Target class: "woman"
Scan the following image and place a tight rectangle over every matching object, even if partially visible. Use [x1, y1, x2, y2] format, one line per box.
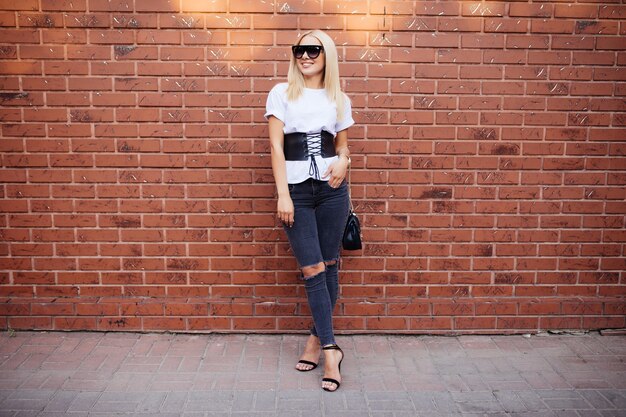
[265, 30, 354, 392]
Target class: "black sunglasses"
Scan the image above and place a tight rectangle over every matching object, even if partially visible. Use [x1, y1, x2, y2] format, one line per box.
[292, 45, 324, 59]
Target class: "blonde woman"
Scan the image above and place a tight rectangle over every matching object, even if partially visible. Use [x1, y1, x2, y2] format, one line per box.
[265, 30, 353, 392]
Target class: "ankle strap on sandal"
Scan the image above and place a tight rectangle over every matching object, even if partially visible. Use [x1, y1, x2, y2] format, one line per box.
[322, 344, 341, 350]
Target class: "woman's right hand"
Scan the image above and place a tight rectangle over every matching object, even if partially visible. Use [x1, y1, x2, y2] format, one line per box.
[277, 195, 294, 227]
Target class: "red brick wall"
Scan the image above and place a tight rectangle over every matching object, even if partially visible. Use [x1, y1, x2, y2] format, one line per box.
[1, 0, 625, 334]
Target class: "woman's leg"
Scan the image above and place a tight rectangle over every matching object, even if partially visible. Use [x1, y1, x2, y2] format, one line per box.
[296, 334, 320, 371]
[310, 260, 338, 337]
[302, 265, 335, 346]
[315, 180, 350, 391]
[283, 180, 338, 356]
[310, 180, 350, 338]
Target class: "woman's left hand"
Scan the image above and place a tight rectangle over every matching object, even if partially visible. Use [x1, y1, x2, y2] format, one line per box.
[323, 156, 349, 188]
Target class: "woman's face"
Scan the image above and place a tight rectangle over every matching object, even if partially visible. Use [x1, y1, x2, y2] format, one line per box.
[295, 35, 325, 80]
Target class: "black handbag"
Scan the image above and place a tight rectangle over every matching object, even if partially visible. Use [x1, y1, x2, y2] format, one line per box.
[342, 161, 362, 250]
[342, 209, 362, 250]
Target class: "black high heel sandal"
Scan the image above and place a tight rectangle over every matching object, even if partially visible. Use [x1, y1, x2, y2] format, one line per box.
[322, 344, 343, 392]
[295, 359, 318, 372]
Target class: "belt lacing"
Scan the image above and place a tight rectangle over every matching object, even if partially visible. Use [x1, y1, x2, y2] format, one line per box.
[306, 132, 322, 179]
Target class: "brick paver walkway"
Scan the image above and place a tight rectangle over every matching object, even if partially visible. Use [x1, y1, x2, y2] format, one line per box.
[0, 331, 624, 416]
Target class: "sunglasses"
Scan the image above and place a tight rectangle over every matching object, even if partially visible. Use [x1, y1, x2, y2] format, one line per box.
[292, 45, 324, 59]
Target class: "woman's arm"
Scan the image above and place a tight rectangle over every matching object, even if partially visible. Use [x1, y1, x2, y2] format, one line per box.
[268, 115, 294, 226]
[324, 128, 350, 188]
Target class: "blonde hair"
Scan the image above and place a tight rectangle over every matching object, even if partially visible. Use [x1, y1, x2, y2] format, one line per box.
[286, 30, 346, 121]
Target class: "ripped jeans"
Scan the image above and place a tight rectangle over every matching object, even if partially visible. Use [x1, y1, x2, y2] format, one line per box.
[283, 178, 350, 346]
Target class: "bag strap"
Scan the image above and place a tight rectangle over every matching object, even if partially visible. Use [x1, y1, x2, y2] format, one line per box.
[346, 158, 354, 212]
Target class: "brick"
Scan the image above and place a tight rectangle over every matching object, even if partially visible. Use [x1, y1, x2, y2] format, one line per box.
[509, 3, 553, 18]
[18, 12, 64, 27]
[42, 0, 86, 11]
[531, 19, 575, 34]
[554, 4, 599, 19]
[462, 2, 505, 17]
[111, 14, 157, 28]
[88, 0, 132, 12]
[180, 0, 226, 12]
[0, 28, 39, 43]
[455, 317, 496, 330]
[415, 33, 459, 48]
[485, 18, 528, 33]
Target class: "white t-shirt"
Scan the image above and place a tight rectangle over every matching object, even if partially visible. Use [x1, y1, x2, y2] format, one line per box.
[265, 83, 354, 184]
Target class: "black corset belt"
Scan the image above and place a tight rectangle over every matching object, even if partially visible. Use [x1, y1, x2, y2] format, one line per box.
[283, 130, 336, 161]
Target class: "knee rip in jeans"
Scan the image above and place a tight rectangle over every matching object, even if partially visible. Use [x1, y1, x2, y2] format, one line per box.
[301, 259, 338, 279]
[301, 262, 325, 279]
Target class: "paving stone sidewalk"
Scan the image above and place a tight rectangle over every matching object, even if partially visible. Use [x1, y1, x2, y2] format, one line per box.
[0, 331, 625, 416]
